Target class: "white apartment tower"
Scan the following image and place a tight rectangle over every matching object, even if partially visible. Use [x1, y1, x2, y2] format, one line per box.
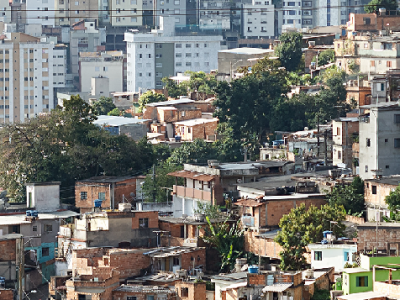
[25, 0, 55, 26]
[0, 33, 54, 123]
[242, 0, 275, 39]
[125, 16, 222, 93]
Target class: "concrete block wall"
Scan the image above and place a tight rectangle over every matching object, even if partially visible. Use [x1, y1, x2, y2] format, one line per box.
[374, 281, 400, 299]
[191, 120, 218, 141]
[357, 226, 400, 251]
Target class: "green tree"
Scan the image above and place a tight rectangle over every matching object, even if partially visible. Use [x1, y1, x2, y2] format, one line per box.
[385, 184, 400, 220]
[315, 49, 335, 66]
[364, 0, 397, 13]
[141, 162, 183, 202]
[186, 71, 218, 97]
[138, 91, 167, 113]
[0, 96, 156, 203]
[107, 108, 121, 116]
[275, 204, 346, 271]
[275, 32, 303, 72]
[167, 139, 218, 165]
[92, 96, 116, 115]
[326, 178, 365, 215]
[162, 77, 188, 99]
[214, 60, 289, 143]
[201, 217, 244, 272]
[194, 203, 223, 219]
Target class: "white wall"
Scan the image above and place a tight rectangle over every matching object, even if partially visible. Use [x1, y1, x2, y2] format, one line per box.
[80, 60, 123, 93]
[310, 245, 357, 272]
[25, 0, 55, 26]
[26, 184, 60, 212]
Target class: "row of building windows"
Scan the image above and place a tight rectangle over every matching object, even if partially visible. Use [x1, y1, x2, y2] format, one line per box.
[175, 52, 209, 58]
[175, 62, 209, 67]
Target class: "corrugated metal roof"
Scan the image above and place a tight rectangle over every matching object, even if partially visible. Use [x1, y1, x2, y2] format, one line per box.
[167, 170, 216, 182]
[262, 283, 292, 293]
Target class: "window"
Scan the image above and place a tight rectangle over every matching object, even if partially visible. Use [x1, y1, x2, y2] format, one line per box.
[176, 53, 182, 58]
[176, 62, 182, 67]
[370, 60, 375, 67]
[186, 44, 191, 48]
[10, 225, 20, 234]
[372, 185, 377, 194]
[395, 138, 400, 148]
[314, 251, 322, 261]
[131, 17, 137, 22]
[156, 44, 162, 49]
[98, 192, 105, 200]
[363, 17, 370, 25]
[186, 53, 191, 57]
[176, 44, 182, 48]
[127, 297, 137, 300]
[44, 224, 53, 232]
[338, 151, 341, 160]
[42, 247, 50, 257]
[33, 225, 37, 232]
[181, 288, 189, 297]
[287, 1, 295, 5]
[365, 165, 368, 173]
[366, 138, 371, 147]
[148, 54, 151, 58]
[187, 127, 191, 133]
[147, 296, 154, 300]
[139, 218, 149, 228]
[387, 61, 392, 68]
[80, 191, 87, 200]
[356, 276, 368, 287]
[384, 43, 392, 50]
[186, 62, 191, 66]
[395, 114, 400, 123]
[288, 10, 296, 15]
[344, 251, 350, 262]
[181, 111, 185, 117]
[385, 138, 389, 142]
[174, 0, 179, 4]
[386, 165, 390, 169]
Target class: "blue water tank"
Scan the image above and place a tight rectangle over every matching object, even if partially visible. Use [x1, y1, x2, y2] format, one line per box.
[94, 199, 103, 208]
[323, 231, 333, 238]
[0, 276, 5, 285]
[248, 266, 259, 274]
[26, 210, 32, 217]
[31, 210, 38, 217]
[175, 136, 181, 142]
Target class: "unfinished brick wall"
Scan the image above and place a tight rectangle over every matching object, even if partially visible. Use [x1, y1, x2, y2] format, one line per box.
[181, 248, 206, 271]
[131, 211, 159, 229]
[0, 289, 13, 300]
[244, 231, 283, 259]
[107, 250, 151, 278]
[0, 238, 16, 261]
[66, 273, 119, 300]
[49, 276, 70, 297]
[159, 221, 183, 237]
[357, 226, 400, 251]
[248, 273, 267, 285]
[191, 120, 218, 141]
[75, 177, 137, 211]
[161, 236, 184, 247]
[265, 198, 327, 227]
[176, 281, 207, 300]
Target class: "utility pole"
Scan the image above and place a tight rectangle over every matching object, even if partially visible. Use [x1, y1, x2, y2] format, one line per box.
[152, 164, 156, 202]
[17, 236, 24, 300]
[317, 114, 320, 157]
[324, 129, 328, 166]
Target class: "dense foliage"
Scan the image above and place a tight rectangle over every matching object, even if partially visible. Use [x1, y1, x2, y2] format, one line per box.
[138, 91, 167, 112]
[364, 0, 397, 13]
[92, 96, 116, 115]
[327, 177, 365, 215]
[385, 184, 400, 220]
[275, 32, 303, 72]
[0, 95, 156, 203]
[313, 49, 335, 66]
[201, 217, 244, 272]
[275, 204, 346, 271]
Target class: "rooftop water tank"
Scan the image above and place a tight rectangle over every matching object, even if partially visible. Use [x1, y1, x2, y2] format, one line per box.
[94, 199, 103, 208]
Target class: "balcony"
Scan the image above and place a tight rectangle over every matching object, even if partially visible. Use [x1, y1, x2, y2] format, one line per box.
[173, 185, 212, 201]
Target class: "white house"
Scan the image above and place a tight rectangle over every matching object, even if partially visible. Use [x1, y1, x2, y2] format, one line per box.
[308, 242, 358, 273]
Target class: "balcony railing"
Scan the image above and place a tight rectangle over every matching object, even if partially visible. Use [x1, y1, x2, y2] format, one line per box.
[173, 185, 212, 201]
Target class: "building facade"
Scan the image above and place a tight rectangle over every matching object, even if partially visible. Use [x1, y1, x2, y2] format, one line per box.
[125, 16, 222, 92]
[242, 0, 275, 39]
[0, 33, 55, 123]
[359, 103, 400, 180]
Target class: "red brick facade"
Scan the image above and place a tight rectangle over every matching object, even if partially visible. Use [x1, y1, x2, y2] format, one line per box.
[0, 238, 16, 261]
[244, 231, 283, 259]
[180, 248, 206, 271]
[0, 289, 14, 300]
[175, 281, 207, 300]
[75, 177, 137, 212]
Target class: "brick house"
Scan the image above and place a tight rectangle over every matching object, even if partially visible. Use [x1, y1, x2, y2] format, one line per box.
[57, 210, 159, 263]
[174, 118, 218, 141]
[235, 195, 326, 228]
[175, 281, 207, 300]
[244, 230, 283, 260]
[364, 176, 400, 221]
[144, 246, 206, 274]
[332, 117, 359, 168]
[168, 161, 294, 218]
[0, 234, 18, 283]
[357, 222, 400, 253]
[75, 176, 138, 213]
[0, 289, 14, 300]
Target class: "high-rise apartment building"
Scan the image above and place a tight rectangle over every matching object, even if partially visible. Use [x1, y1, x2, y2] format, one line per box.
[198, 0, 231, 30]
[242, 0, 275, 39]
[125, 16, 222, 93]
[0, 33, 55, 123]
[110, 0, 143, 26]
[25, 0, 55, 26]
[55, 0, 99, 26]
